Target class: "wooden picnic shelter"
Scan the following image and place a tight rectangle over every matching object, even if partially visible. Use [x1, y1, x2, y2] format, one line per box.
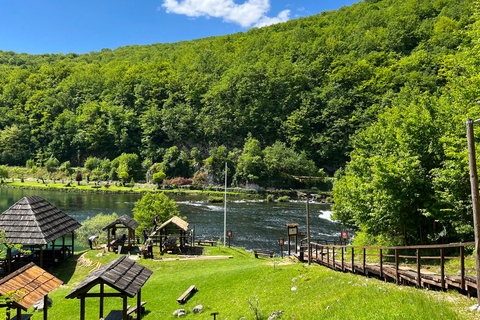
[154, 216, 191, 253]
[0, 195, 81, 273]
[65, 256, 153, 320]
[0, 262, 63, 320]
[103, 215, 140, 253]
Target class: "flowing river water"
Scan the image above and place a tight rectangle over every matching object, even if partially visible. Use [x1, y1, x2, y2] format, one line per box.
[0, 187, 347, 253]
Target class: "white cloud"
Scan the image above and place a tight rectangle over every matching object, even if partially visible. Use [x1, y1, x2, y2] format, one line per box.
[162, 0, 290, 28]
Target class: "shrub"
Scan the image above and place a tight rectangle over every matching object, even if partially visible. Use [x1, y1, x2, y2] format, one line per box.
[163, 177, 187, 186]
[77, 213, 119, 248]
[277, 196, 290, 202]
[266, 194, 274, 202]
[104, 184, 110, 189]
[192, 172, 208, 185]
[207, 196, 224, 203]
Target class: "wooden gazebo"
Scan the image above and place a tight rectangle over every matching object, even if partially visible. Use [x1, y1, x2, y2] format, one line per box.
[154, 216, 191, 253]
[65, 256, 153, 320]
[0, 195, 81, 272]
[0, 262, 63, 320]
[102, 215, 140, 253]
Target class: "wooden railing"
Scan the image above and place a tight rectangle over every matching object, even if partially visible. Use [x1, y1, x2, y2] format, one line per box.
[303, 241, 476, 291]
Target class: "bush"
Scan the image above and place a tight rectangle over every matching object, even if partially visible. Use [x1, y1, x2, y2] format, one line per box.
[266, 194, 274, 202]
[207, 196, 224, 203]
[192, 172, 208, 185]
[76, 213, 119, 248]
[277, 196, 290, 202]
[133, 192, 180, 233]
[163, 177, 187, 186]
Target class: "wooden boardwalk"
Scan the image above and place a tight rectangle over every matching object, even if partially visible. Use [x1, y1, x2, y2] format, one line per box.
[295, 241, 478, 296]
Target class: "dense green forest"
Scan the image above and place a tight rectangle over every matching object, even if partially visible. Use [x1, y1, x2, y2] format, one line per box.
[0, 0, 479, 242]
[0, 0, 472, 171]
[332, 1, 480, 246]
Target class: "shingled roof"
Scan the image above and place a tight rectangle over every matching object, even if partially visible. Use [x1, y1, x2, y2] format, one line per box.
[65, 256, 153, 299]
[0, 262, 63, 311]
[0, 195, 81, 245]
[102, 214, 140, 231]
[158, 216, 189, 232]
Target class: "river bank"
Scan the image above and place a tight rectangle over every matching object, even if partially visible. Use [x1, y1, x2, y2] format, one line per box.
[0, 179, 332, 202]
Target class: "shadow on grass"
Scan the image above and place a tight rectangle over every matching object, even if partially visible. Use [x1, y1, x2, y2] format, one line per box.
[50, 253, 83, 284]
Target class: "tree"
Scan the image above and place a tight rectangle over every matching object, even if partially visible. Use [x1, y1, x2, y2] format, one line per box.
[76, 213, 119, 248]
[236, 135, 265, 185]
[84, 157, 102, 171]
[0, 165, 9, 182]
[132, 192, 180, 234]
[152, 171, 166, 187]
[44, 157, 60, 175]
[75, 172, 83, 185]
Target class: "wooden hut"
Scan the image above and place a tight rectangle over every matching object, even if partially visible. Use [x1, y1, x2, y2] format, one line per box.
[0, 195, 81, 272]
[154, 216, 191, 253]
[65, 256, 153, 320]
[0, 262, 63, 320]
[102, 215, 140, 253]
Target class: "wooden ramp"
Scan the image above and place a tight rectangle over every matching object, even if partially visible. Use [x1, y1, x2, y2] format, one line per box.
[295, 241, 477, 296]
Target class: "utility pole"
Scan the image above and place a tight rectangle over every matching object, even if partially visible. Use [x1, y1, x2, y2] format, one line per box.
[466, 118, 480, 305]
[306, 195, 312, 266]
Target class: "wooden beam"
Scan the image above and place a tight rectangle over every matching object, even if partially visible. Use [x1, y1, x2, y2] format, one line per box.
[44, 295, 48, 320]
[123, 295, 128, 320]
[80, 293, 125, 298]
[80, 296, 85, 320]
[137, 290, 142, 320]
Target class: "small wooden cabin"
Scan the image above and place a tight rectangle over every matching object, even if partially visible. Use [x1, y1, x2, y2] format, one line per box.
[154, 216, 191, 253]
[0, 262, 63, 320]
[102, 215, 140, 253]
[66, 256, 153, 320]
[0, 195, 81, 272]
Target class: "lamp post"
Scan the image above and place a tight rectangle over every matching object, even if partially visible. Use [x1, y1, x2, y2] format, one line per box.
[466, 118, 480, 304]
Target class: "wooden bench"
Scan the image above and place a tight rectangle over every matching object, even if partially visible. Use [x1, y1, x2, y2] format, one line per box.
[253, 249, 274, 258]
[126, 301, 147, 316]
[177, 285, 197, 304]
[196, 240, 216, 246]
[11, 315, 33, 320]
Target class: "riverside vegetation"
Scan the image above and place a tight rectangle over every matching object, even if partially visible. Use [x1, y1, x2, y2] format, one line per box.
[0, 245, 477, 320]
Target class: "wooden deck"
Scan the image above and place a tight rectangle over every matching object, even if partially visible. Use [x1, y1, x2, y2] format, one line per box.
[295, 241, 478, 296]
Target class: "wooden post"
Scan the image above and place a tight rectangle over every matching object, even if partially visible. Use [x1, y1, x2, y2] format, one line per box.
[315, 244, 318, 261]
[326, 246, 329, 266]
[16, 308, 21, 320]
[52, 239, 56, 265]
[40, 245, 44, 268]
[7, 247, 11, 273]
[99, 283, 104, 319]
[306, 197, 311, 266]
[107, 227, 111, 252]
[80, 296, 85, 320]
[466, 118, 480, 303]
[123, 295, 128, 320]
[320, 245, 324, 263]
[395, 249, 399, 284]
[62, 235, 66, 260]
[341, 246, 344, 271]
[137, 289, 142, 320]
[72, 231, 75, 255]
[379, 249, 383, 279]
[363, 248, 366, 274]
[416, 249, 421, 287]
[352, 247, 355, 273]
[461, 246, 465, 291]
[44, 295, 48, 320]
[441, 248, 445, 289]
[332, 246, 336, 269]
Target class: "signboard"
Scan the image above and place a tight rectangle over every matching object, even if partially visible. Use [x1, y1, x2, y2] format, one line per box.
[227, 230, 232, 237]
[341, 230, 348, 239]
[279, 238, 284, 246]
[288, 227, 297, 236]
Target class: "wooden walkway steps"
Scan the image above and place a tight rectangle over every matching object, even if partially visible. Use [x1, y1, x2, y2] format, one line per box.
[295, 241, 478, 296]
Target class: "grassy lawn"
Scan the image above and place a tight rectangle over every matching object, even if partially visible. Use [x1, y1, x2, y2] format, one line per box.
[1, 245, 478, 320]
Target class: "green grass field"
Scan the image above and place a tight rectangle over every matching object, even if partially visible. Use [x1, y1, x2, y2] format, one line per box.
[2, 245, 478, 320]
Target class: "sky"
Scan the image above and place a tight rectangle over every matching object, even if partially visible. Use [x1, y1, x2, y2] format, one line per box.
[0, 0, 359, 55]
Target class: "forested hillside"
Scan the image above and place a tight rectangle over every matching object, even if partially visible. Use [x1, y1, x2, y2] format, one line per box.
[332, 1, 480, 246]
[0, 0, 472, 181]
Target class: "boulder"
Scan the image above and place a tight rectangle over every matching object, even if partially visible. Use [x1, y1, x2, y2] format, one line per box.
[173, 309, 185, 317]
[268, 310, 284, 320]
[193, 305, 204, 314]
[33, 296, 52, 312]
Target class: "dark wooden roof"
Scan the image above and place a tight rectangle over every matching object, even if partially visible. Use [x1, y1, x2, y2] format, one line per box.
[0, 195, 81, 245]
[102, 214, 140, 231]
[157, 216, 189, 232]
[65, 256, 153, 299]
[0, 262, 63, 310]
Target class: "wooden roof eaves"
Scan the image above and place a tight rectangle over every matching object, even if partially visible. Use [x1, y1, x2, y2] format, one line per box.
[102, 215, 140, 231]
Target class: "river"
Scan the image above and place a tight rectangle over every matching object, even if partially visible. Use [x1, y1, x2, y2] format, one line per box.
[0, 187, 347, 252]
